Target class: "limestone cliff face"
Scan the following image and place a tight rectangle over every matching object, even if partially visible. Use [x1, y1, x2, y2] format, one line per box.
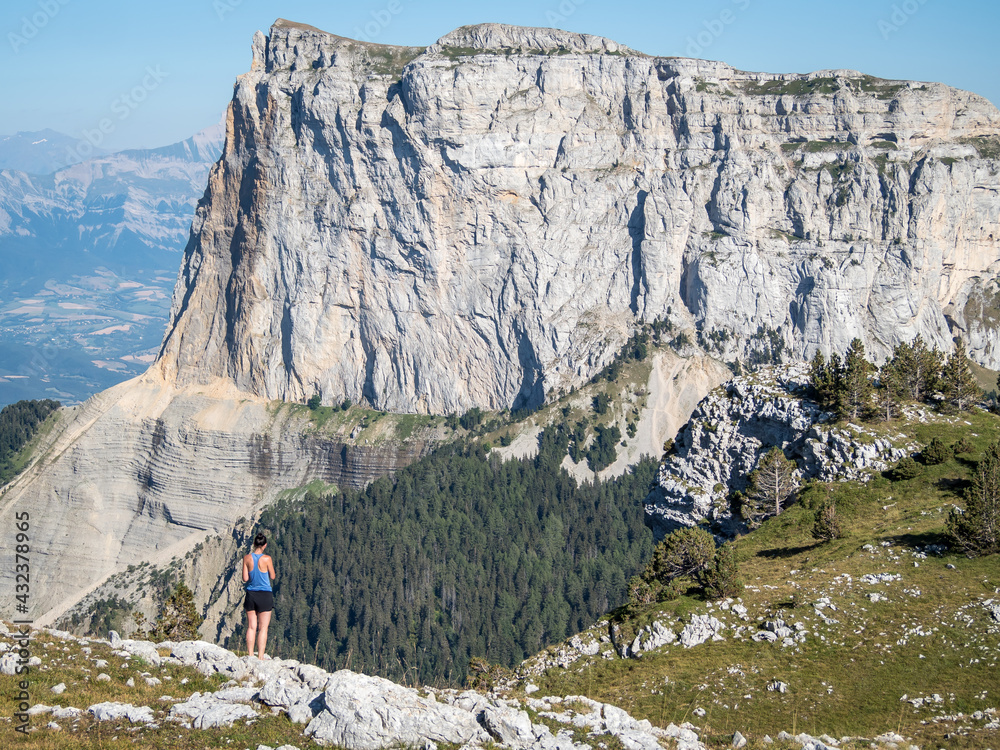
[154, 20, 1000, 415]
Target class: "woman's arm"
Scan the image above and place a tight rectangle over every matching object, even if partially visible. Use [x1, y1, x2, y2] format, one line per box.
[241, 555, 250, 583]
[266, 555, 276, 581]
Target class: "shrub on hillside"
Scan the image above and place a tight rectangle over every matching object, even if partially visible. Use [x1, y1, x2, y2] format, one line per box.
[627, 576, 657, 606]
[921, 437, 953, 465]
[890, 456, 921, 481]
[952, 437, 973, 455]
[465, 657, 511, 691]
[812, 501, 842, 541]
[643, 527, 716, 584]
[626, 576, 684, 607]
[148, 580, 203, 641]
[593, 392, 611, 415]
[703, 543, 743, 600]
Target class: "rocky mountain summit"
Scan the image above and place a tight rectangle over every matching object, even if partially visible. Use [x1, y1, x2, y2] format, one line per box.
[155, 19, 1000, 414]
[644, 365, 915, 536]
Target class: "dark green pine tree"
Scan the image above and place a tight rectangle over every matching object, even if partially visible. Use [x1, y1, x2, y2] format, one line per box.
[942, 338, 981, 412]
[837, 338, 873, 421]
[702, 543, 744, 600]
[808, 350, 837, 411]
[948, 441, 1000, 556]
[887, 336, 941, 404]
[873, 358, 905, 421]
[149, 580, 203, 641]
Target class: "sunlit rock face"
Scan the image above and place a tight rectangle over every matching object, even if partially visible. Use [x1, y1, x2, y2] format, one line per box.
[155, 20, 1000, 415]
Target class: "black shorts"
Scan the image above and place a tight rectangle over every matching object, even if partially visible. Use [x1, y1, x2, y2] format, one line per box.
[244, 590, 273, 613]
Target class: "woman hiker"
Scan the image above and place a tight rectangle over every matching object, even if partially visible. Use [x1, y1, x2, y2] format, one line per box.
[242, 533, 276, 659]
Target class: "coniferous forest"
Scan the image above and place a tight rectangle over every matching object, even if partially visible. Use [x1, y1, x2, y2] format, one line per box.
[0, 398, 59, 483]
[230, 426, 656, 686]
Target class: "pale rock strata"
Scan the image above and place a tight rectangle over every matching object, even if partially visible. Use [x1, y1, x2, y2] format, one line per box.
[88, 701, 156, 724]
[0, 378, 434, 619]
[169, 692, 259, 729]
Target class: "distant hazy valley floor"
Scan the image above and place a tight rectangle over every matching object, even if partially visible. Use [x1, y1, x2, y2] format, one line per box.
[0, 122, 224, 406]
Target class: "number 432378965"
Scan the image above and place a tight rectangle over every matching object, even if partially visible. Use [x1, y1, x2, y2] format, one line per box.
[15, 511, 29, 606]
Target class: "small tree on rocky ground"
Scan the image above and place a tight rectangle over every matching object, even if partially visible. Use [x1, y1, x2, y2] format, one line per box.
[942, 338, 981, 412]
[948, 441, 1000, 557]
[838, 338, 874, 421]
[702, 543, 743, 599]
[873, 359, 905, 422]
[744, 447, 799, 527]
[466, 657, 511, 691]
[129, 609, 148, 638]
[148, 580, 203, 641]
[808, 351, 839, 412]
[890, 456, 921, 481]
[643, 527, 716, 583]
[633, 527, 745, 604]
[627, 576, 658, 606]
[812, 500, 842, 541]
[887, 336, 942, 404]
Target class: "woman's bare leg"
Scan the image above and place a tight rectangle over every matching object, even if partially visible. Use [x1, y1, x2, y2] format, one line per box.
[256, 610, 272, 659]
[245, 610, 258, 656]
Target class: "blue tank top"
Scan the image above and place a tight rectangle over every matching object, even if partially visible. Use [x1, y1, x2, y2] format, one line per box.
[246, 553, 272, 591]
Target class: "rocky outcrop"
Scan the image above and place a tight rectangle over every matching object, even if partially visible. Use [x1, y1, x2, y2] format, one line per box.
[305, 672, 489, 748]
[644, 365, 913, 536]
[25, 626, 701, 750]
[155, 20, 1000, 415]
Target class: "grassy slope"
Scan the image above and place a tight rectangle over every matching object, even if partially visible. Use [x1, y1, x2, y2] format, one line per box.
[521, 408, 1000, 749]
[0, 630, 307, 749]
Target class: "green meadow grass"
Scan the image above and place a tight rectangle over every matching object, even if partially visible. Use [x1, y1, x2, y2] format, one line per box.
[525, 409, 1000, 748]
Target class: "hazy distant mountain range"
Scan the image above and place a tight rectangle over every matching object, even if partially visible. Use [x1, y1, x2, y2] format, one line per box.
[0, 129, 108, 174]
[0, 121, 224, 406]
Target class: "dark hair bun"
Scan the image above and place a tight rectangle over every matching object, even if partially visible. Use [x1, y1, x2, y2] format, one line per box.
[253, 533, 267, 548]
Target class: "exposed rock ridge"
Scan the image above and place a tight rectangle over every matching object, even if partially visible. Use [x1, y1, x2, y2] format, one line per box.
[643, 365, 914, 536]
[153, 20, 1000, 415]
[430, 23, 638, 55]
[20, 627, 708, 750]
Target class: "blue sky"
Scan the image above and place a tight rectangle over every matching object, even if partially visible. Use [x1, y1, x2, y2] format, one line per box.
[2, 0, 997, 152]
